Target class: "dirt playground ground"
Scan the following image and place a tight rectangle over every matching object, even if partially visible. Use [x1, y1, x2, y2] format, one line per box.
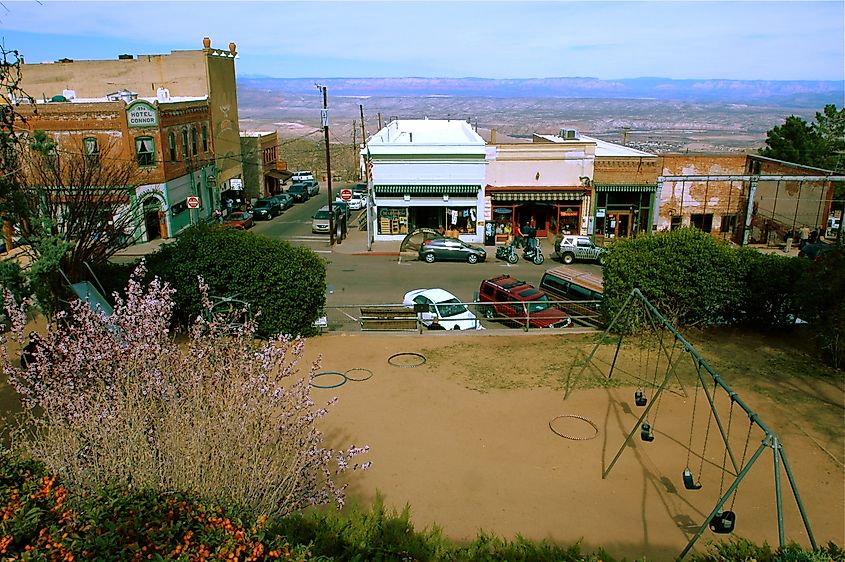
[300, 329, 844, 561]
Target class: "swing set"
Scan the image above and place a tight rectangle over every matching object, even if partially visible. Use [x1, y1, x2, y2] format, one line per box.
[575, 288, 817, 560]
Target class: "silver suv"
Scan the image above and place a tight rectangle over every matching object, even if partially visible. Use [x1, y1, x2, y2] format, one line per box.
[554, 235, 606, 265]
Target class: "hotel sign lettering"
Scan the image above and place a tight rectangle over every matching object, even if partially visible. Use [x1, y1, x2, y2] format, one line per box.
[127, 101, 158, 128]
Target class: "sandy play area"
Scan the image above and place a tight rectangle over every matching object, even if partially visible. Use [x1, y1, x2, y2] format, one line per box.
[300, 330, 844, 561]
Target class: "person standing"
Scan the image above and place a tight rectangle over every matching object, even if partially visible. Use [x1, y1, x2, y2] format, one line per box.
[513, 222, 525, 248]
[800, 225, 810, 248]
[524, 221, 536, 253]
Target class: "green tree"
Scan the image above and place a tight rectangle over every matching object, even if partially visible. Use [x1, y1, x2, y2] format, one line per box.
[146, 224, 326, 338]
[760, 104, 844, 172]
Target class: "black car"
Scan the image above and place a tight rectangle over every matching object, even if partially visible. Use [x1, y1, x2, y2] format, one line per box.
[271, 192, 294, 210]
[418, 237, 486, 264]
[251, 197, 282, 220]
[287, 183, 310, 203]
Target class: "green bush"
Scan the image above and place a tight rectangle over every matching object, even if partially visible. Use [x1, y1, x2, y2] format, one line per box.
[736, 248, 809, 328]
[146, 224, 326, 338]
[602, 228, 742, 331]
[794, 248, 845, 368]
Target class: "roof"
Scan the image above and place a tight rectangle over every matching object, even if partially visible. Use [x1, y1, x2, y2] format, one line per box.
[405, 288, 460, 303]
[34, 95, 208, 105]
[533, 133, 655, 158]
[367, 119, 486, 157]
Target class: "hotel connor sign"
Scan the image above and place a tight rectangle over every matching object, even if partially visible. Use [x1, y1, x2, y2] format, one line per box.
[126, 101, 158, 128]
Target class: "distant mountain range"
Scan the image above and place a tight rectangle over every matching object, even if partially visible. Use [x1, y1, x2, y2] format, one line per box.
[239, 76, 844, 106]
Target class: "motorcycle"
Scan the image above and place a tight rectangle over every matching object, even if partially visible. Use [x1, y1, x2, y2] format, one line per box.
[495, 244, 519, 264]
[523, 239, 545, 265]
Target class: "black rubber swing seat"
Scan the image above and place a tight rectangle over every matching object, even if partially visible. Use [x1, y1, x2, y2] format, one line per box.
[640, 423, 655, 442]
[709, 511, 736, 534]
[634, 390, 647, 407]
[683, 468, 702, 490]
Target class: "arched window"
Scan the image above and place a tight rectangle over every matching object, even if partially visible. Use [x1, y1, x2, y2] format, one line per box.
[181, 129, 189, 158]
[83, 137, 99, 166]
[135, 137, 155, 166]
[169, 132, 177, 161]
[191, 127, 198, 156]
[202, 125, 209, 152]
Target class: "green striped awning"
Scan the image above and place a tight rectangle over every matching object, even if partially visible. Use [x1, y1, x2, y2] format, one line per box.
[490, 191, 584, 202]
[593, 184, 657, 192]
[374, 184, 480, 195]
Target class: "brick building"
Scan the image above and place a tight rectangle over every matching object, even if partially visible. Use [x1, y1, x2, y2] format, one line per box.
[17, 90, 216, 241]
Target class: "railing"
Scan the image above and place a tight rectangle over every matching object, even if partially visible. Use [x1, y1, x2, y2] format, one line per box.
[316, 299, 604, 333]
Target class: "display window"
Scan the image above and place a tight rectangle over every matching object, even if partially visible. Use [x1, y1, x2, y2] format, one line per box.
[378, 207, 409, 235]
[445, 206, 476, 234]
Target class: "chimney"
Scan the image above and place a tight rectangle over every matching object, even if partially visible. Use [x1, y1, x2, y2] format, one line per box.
[491, 128, 497, 144]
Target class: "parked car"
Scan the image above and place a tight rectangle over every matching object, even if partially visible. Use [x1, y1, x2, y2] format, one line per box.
[403, 288, 484, 331]
[350, 182, 367, 195]
[554, 235, 607, 265]
[400, 228, 446, 253]
[223, 211, 254, 230]
[251, 197, 282, 220]
[478, 275, 572, 329]
[798, 242, 837, 261]
[419, 237, 486, 264]
[311, 205, 342, 234]
[271, 192, 294, 210]
[291, 170, 315, 183]
[287, 183, 310, 202]
[347, 192, 368, 210]
[302, 179, 320, 196]
[539, 267, 604, 326]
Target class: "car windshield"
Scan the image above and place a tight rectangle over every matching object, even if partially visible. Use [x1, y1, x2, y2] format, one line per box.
[435, 298, 468, 318]
[526, 294, 551, 313]
[254, 200, 270, 208]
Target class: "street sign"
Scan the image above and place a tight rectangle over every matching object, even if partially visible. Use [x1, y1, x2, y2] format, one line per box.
[186, 196, 200, 209]
[340, 188, 353, 202]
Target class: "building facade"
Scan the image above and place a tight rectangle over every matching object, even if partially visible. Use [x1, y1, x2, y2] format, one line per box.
[19, 38, 244, 207]
[366, 119, 487, 243]
[240, 131, 290, 203]
[17, 91, 216, 242]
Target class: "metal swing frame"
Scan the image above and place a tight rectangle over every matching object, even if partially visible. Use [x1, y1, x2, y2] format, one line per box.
[574, 288, 817, 560]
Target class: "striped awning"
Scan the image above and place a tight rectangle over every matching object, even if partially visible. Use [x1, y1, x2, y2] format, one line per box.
[490, 191, 584, 202]
[374, 184, 480, 195]
[593, 184, 657, 192]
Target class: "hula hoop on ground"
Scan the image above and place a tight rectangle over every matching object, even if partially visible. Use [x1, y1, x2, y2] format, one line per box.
[549, 414, 599, 441]
[311, 371, 348, 389]
[387, 352, 427, 368]
[345, 368, 374, 382]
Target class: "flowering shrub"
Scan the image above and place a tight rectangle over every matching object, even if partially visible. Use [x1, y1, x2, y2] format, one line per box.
[1, 261, 368, 518]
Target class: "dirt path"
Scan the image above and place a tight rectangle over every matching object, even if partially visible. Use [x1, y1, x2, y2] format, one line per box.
[302, 331, 844, 561]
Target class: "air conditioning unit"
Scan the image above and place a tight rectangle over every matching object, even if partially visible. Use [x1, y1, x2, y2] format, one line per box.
[565, 128, 578, 139]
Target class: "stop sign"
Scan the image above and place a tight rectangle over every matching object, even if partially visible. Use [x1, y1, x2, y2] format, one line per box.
[186, 195, 200, 209]
[340, 188, 353, 202]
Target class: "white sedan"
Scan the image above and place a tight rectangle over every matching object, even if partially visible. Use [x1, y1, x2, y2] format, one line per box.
[403, 288, 484, 331]
[347, 192, 368, 210]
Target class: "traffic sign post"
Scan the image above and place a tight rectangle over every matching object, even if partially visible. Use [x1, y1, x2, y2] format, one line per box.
[340, 188, 353, 202]
[187, 196, 200, 209]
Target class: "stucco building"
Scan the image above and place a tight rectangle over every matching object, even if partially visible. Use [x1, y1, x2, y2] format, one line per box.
[19, 38, 244, 207]
[366, 119, 487, 243]
[240, 131, 290, 202]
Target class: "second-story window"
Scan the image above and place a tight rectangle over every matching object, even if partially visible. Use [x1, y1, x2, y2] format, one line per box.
[182, 129, 189, 158]
[135, 136, 155, 167]
[191, 127, 198, 156]
[169, 132, 177, 161]
[83, 137, 99, 167]
[202, 125, 208, 152]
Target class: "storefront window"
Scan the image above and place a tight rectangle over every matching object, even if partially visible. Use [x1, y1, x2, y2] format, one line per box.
[445, 207, 476, 234]
[378, 207, 409, 235]
[558, 207, 579, 235]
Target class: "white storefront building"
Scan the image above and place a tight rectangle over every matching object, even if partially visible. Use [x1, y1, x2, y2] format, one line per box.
[365, 119, 486, 243]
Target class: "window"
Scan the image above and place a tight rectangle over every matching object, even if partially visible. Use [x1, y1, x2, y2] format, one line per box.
[135, 137, 155, 166]
[720, 214, 737, 234]
[670, 216, 683, 231]
[83, 137, 99, 166]
[181, 129, 189, 158]
[690, 213, 713, 233]
[191, 127, 198, 156]
[201, 125, 208, 152]
[169, 132, 177, 161]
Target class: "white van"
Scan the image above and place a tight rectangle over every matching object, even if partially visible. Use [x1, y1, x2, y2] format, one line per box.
[292, 170, 315, 183]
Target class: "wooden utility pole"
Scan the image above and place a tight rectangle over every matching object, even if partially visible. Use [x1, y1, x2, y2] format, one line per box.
[319, 85, 336, 245]
[352, 120, 358, 180]
[359, 104, 368, 181]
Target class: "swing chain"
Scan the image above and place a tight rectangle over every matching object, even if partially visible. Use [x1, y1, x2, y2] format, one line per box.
[729, 417, 754, 511]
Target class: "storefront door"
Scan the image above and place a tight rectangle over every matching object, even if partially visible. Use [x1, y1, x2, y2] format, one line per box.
[614, 212, 632, 238]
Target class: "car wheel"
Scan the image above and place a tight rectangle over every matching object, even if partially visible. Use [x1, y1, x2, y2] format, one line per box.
[597, 254, 605, 266]
[482, 306, 495, 320]
[423, 253, 436, 263]
[562, 252, 575, 265]
[467, 254, 479, 264]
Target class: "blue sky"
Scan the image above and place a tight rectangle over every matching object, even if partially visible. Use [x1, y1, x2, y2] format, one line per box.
[1, 0, 843, 81]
